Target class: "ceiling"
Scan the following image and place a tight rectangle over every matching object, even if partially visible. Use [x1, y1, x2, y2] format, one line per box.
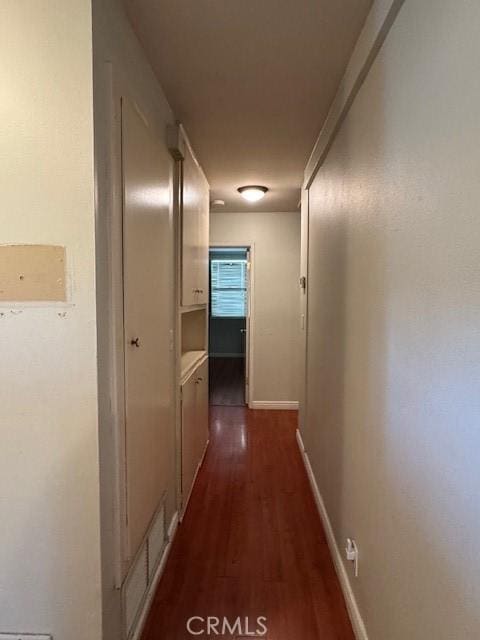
[125, 0, 372, 212]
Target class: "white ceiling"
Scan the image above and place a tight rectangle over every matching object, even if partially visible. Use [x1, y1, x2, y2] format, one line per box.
[125, 0, 372, 212]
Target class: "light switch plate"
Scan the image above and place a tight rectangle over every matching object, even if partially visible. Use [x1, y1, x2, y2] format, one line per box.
[0, 635, 52, 640]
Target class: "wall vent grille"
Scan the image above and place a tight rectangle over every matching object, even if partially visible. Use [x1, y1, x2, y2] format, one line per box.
[123, 499, 167, 639]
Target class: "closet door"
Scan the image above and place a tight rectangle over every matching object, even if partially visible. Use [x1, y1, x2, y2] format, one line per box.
[122, 97, 174, 559]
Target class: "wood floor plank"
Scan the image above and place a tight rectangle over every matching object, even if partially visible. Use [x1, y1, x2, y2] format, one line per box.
[141, 407, 354, 640]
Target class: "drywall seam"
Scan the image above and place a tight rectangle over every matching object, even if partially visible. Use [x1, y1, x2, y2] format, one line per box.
[296, 430, 368, 640]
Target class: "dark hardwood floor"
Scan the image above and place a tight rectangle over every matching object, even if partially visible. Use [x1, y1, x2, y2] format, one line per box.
[209, 357, 245, 406]
[141, 407, 354, 640]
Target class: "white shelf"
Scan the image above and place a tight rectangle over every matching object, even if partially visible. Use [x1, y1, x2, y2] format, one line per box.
[180, 304, 207, 314]
[181, 350, 207, 381]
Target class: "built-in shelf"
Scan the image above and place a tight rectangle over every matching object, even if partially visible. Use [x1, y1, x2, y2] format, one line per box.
[180, 304, 208, 314]
[181, 350, 207, 381]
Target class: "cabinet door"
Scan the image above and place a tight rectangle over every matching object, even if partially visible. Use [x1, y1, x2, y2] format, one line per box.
[181, 144, 209, 306]
[181, 149, 198, 306]
[196, 177, 209, 305]
[195, 359, 209, 461]
[181, 373, 197, 506]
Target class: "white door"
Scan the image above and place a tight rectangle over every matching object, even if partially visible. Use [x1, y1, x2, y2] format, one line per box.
[122, 97, 174, 559]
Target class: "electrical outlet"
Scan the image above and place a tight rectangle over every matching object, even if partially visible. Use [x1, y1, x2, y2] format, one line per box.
[345, 538, 359, 577]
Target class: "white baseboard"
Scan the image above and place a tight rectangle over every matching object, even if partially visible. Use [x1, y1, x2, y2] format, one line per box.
[249, 400, 299, 410]
[130, 510, 179, 640]
[296, 430, 368, 640]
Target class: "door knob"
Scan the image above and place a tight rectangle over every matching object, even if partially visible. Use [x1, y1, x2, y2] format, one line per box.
[130, 337, 140, 347]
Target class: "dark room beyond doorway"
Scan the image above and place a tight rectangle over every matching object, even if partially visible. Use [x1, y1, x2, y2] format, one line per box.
[209, 247, 249, 406]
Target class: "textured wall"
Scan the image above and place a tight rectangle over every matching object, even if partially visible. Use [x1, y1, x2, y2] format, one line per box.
[305, 1, 480, 638]
[0, 2, 102, 638]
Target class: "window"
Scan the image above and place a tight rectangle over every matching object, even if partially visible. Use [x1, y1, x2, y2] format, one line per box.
[210, 259, 247, 317]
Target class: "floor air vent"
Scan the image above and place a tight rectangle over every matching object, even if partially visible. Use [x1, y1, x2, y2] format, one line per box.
[123, 500, 167, 639]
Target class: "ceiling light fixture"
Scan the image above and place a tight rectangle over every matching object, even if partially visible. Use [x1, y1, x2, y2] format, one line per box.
[238, 185, 268, 203]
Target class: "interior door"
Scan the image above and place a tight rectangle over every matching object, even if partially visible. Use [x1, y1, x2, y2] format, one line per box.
[122, 97, 174, 559]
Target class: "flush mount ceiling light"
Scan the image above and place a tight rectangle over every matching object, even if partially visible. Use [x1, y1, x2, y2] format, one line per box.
[237, 185, 268, 203]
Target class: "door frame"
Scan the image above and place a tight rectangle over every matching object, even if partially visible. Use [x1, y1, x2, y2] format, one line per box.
[208, 242, 255, 407]
[299, 187, 310, 440]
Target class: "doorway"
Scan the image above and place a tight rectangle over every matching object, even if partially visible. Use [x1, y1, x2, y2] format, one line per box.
[209, 246, 250, 406]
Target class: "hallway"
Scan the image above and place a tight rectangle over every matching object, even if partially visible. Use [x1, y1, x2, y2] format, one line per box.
[141, 408, 353, 640]
[4, 3, 480, 639]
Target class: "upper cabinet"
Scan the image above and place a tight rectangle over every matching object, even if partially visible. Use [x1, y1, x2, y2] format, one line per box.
[182, 144, 209, 306]
[168, 124, 210, 308]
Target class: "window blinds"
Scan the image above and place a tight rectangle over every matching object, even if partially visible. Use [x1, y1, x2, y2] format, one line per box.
[211, 259, 247, 317]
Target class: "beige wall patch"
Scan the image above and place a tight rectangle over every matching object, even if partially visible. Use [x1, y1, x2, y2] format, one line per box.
[0, 245, 67, 302]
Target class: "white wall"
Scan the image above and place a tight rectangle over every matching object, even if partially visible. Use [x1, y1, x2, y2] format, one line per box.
[305, 1, 480, 639]
[210, 212, 301, 405]
[0, 2, 102, 639]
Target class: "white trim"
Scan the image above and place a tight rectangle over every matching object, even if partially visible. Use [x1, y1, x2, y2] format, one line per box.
[130, 511, 179, 640]
[303, 0, 405, 188]
[296, 430, 368, 640]
[249, 401, 299, 410]
[180, 351, 208, 386]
